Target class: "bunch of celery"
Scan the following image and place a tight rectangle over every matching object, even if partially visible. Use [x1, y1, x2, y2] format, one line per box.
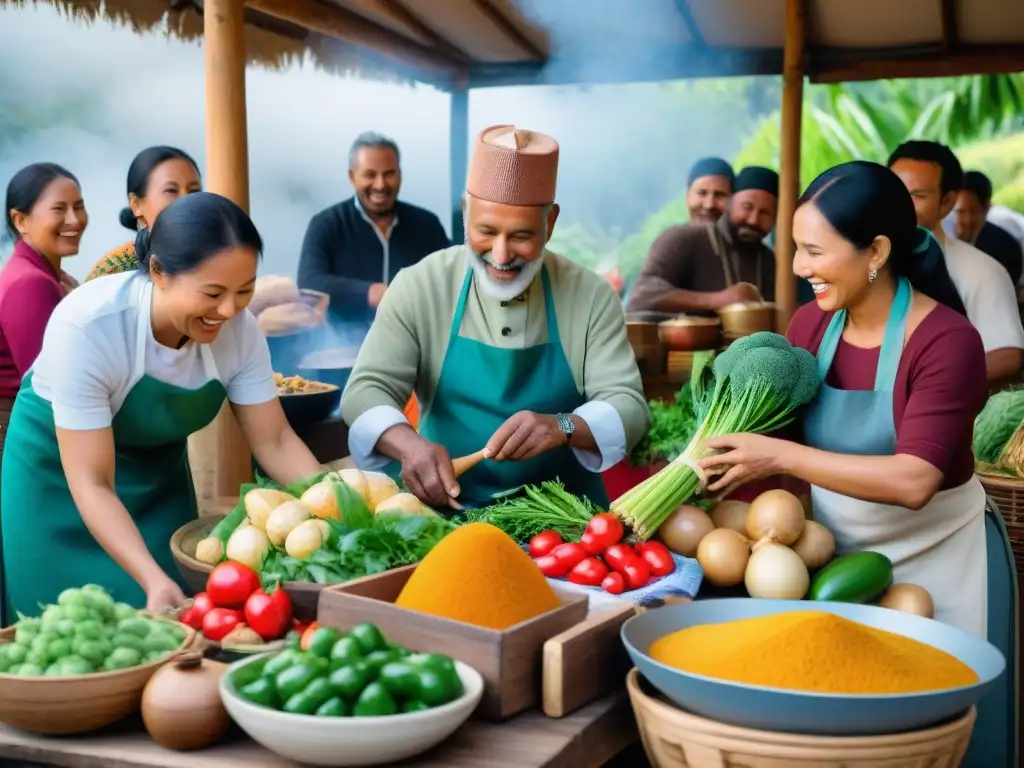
[611, 332, 820, 539]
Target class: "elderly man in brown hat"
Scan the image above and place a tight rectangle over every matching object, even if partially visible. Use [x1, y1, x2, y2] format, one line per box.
[341, 125, 649, 509]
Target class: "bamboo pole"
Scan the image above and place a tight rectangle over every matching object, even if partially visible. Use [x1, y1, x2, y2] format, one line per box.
[774, 0, 807, 332]
[188, 0, 253, 504]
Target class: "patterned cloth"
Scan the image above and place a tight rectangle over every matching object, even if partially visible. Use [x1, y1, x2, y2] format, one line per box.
[86, 241, 139, 282]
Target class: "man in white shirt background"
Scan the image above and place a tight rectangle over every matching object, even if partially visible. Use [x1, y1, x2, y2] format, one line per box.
[889, 140, 1024, 384]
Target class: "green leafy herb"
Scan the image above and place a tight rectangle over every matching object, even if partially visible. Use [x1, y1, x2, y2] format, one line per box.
[457, 481, 599, 543]
[630, 382, 699, 465]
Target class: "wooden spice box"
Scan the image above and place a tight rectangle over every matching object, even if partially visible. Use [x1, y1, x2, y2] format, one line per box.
[317, 564, 589, 720]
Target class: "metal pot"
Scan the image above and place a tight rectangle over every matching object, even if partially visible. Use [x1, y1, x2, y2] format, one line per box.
[658, 317, 721, 351]
[717, 302, 777, 337]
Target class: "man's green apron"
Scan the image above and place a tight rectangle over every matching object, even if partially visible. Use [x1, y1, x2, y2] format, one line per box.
[1, 279, 226, 623]
[416, 267, 609, 510]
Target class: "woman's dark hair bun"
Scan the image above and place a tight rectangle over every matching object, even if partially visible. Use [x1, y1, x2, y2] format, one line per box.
[134, 226, 152, 263]
[119, 206, 138, 231]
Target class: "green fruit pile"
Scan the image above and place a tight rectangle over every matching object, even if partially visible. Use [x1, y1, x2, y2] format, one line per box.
[0, 584, 188, 676]
[231, 623, 464, 717]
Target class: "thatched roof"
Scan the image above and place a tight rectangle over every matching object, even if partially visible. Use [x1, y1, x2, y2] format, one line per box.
[3, 0, 1023, 90]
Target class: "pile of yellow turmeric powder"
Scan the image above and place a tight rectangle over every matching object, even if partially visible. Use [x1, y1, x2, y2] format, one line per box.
[649, 610, 979, 694]
[395, 522, 563, 630]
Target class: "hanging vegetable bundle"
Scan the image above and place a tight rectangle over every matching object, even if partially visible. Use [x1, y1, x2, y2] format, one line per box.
[973, 388, 1024, 477]
[611, 332, 820, 540]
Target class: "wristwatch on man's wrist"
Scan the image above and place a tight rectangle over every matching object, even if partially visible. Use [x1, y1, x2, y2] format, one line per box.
[555, 413, 575, 443]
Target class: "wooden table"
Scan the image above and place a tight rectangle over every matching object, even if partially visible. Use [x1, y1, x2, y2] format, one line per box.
[0, 693, 636, 768]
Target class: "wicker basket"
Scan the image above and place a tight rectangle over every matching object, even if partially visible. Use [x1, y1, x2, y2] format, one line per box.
[626, 668, 975, 767]
[977, 467, 1024, 577]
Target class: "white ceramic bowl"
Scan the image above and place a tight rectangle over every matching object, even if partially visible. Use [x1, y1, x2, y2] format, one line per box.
[220, 653, 484, 766]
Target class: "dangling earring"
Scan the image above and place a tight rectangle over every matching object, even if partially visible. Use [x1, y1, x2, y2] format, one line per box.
[868, 268, 878, 283]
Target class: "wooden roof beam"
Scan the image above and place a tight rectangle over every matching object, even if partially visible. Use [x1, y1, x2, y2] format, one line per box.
[940, 0, 959, 55]
[812, 45, 1024, 82]
[672, 0, 706, 46]
[245, 0, 466, 74]
[374, 0, 472, 62]
[468, 0, 546, 61]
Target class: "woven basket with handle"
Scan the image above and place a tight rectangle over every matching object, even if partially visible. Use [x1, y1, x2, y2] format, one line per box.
[977, 464, 1024, 577]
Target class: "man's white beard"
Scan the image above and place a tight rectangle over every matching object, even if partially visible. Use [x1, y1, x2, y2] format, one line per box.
[467, 246, 545, 302]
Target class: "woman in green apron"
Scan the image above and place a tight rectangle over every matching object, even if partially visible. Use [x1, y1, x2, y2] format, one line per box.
[1, 191, 323, 622]
[699, 162, 1017, 765]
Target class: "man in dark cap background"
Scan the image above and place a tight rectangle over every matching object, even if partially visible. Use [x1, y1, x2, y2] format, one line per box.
[627, 165, 778, 314]
[685, 157, 735, 225]
[951, 170, 1023, 286]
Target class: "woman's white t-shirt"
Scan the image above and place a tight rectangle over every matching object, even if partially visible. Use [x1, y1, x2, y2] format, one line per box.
[31, 271, 278, 431]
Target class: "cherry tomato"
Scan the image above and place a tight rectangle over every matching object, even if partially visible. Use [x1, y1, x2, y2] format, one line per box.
[622, 558, 652, 590]
[602, 543, 639, 574]
[300, 621, 320, 650]
[567, 557, 609, 587]
[636, 541, 675, 577]
[535, 554, 570, 578]
[178, 591, 215, 630]
[582, 513, 624, 554]
[202, 607, 245, 641]
[551, 543, 589, 571]
[528, 530, 564, 558]
[244, 587, 294, 640]
[206, 561, 261, 608]
[601, 572, 625, 595]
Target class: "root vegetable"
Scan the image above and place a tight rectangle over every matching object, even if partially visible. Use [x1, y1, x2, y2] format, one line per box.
[300, 481, 340, 520]
[658, 505, 715, 557]
[285, 518, 330, 558]
[746, 489, 805, 546]
[329, 469, 371, 506]
[194, 538, 225, 565]
[225, 526, 272, 572]
[696, 528, 750, 588]
[878, 583, 934, 618]
[244, 489, 295, 530]
[791, 520, 835, 570]
[710, 500, 750, 534]
[745, 538, 809, 599]
[363, 471, 401, 510]
[374, 492, 435, 516]
[265, 500, 312, 547]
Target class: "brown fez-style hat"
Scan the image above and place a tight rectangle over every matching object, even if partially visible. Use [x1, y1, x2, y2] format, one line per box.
[466, 125, 559, 207]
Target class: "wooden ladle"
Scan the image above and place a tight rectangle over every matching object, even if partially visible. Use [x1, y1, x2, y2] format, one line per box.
[452, 449, 488, 478]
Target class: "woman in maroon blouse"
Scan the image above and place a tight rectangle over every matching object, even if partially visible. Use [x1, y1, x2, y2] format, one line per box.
[699, 161, 1015, 765]
[0, 162, 87, 421]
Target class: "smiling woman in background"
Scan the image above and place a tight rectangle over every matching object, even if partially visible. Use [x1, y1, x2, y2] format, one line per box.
[1, 192, 323, 623]
[86, 145, 201, 281]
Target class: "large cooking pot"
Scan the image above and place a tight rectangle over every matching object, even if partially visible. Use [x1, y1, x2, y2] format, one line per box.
[717, 301, 777, 339]
[625, 311, 676, 375]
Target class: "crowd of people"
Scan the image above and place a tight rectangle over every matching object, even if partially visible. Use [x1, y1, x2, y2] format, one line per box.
[0, 126, 1019, 764]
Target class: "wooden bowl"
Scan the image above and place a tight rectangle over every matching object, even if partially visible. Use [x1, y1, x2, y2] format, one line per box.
[626, 668, 975, 767]
[169, 517, 323, 620]
[717, 302, 777, 336]
[658, 317, 720, 351]
[0, 623, 197, 735]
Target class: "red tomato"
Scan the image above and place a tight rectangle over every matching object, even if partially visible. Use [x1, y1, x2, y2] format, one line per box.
[528, 530, 564, 558]
[582, 513, 624, 554]
[178, 591, 215, 630]
[202, 607, 245, 641]
[637, 541, 675, 577]
[206, 562, 261, 608]
[244, 587, 294, 640]
[601, 572, 625, 595]
[602, 543, 638, 574]
[300, 622, 320, 651]
[567, 557, 609, 587]
[551, 543, 588, 571]
[622, 559, 652, 590]
[535, 554, 570, 578]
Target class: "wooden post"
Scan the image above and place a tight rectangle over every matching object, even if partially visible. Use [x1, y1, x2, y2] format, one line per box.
[449, 82, 470, 243]
[774, 0, 807, 332]
[188, 0, 253, 505]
